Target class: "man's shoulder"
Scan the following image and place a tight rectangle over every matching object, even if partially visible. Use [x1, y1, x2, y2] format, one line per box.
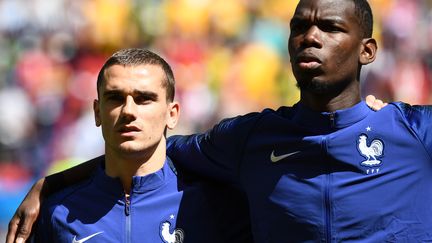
[42, 177, 94, 211]
[372, 102, 432, 145]
[386, 102, 432, 122]
[216, 106, 293, 129]
[42, 156, 104, 210]
[390, 101, 432, 114]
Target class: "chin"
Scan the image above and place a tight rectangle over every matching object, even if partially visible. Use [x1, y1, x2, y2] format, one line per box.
[297, 78, 348, 95]
[119, 140, 160, 156]
[117, 149, 149, 161]
[117, 142, 145, 154]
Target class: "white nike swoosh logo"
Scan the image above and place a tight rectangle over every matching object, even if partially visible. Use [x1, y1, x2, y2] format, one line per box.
[72, 231, 103, 243]
[270, 150, 301, 163]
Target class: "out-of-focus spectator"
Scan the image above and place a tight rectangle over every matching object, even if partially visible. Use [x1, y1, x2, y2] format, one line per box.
[0, 88, 34, 149]
[1, 0, 431, 239]
[362, 0, 432, 104]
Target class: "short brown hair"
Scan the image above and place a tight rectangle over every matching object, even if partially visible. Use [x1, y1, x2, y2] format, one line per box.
[96, 48, 175, 101]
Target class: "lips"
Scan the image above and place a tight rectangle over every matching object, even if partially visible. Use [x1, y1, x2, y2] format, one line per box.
[118, 125, 141, 133]
[297, 55, 321, 63]
[295, 53, 322, 70]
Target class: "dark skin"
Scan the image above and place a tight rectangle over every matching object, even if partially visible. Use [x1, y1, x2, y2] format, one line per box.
[289, 0, 377, 111]
[6, 1, 383, 242]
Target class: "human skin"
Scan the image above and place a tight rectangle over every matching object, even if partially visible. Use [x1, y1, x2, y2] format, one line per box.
[288, 0, 377, 112]
[6, 1, 386, 241]
[94, 64, 179, 192]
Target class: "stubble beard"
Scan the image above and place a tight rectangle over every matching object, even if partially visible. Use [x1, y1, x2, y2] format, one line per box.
[296, 77, 351, 96]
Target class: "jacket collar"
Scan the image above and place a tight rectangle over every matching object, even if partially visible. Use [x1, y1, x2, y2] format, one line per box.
[289, 101, 372, 132]
[93, 156, 176, 195]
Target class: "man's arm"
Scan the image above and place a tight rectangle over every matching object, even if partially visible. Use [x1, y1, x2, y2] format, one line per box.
[167, 111, 263, 183]
[6, 156, 101, 243]
[168, 95, 386, 180]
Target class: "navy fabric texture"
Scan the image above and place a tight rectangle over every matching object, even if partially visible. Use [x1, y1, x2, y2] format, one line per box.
[168, 101, 432, 242]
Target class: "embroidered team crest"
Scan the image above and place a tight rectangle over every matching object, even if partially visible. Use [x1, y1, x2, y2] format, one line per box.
[357, 133, 384, 167]
[160, 214, 184, 243]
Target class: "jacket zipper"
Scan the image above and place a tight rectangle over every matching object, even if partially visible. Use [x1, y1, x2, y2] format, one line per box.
[324, 171, 332, 242]
[125, 193, 131, 243]
[322, 136, 332, 242]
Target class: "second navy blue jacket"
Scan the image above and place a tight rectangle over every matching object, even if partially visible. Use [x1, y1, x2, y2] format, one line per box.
[168, 101, 432, 242]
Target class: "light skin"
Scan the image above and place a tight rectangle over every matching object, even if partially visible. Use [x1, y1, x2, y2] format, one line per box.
[94, 64, 179, 192]
[6, 1, 387, 242]
[6, 63, 180, 243]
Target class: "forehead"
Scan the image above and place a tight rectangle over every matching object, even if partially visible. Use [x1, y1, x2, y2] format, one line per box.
[293, 0, 357, 22]
[101, 64, 165, 91]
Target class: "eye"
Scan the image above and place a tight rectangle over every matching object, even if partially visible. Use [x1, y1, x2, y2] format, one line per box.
[321, 25, 340, 33]
[135, 96, 151, 105]
[319, 21, 344, 33]
[106, 94, 124, 102]
[290, 20, 309, 34]
[134, 94, 157, 105]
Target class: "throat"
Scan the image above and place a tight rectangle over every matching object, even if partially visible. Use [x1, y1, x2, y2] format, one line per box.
[299, 80, 361, 112]
[300, 92, 361, 112]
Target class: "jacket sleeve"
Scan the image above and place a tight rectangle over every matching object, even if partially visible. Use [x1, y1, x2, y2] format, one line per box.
[167, 112, 262, 184]
[398, 103, 432, 159]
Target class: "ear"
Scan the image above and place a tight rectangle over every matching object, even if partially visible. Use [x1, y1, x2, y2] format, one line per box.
[166, 101, 180, 130]
[93, 99, 101, 127]
[359, 38, 377, 65]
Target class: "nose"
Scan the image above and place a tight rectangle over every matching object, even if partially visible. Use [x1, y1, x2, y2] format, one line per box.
[302, 25, 322, 48]
[121, 95, 137, 120]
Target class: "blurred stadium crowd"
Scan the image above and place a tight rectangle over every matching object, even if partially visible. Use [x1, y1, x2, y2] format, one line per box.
[0, 0, 431, 238]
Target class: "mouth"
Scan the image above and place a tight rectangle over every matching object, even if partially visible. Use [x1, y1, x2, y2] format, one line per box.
[118, 125, 141, 135]
[295, 54, 322, 70]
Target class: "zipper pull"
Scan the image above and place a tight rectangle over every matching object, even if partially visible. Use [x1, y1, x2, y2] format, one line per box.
[125, 194, 130, 216]
[329, 112, 335, 128]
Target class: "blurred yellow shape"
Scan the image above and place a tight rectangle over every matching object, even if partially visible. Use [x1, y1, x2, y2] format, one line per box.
[210, 1, 248, 38]
[238, 43, 281, 109]
[165, 0, 210, 37]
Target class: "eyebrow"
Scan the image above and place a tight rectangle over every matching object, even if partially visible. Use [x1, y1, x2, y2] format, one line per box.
[291, 15, 345, 24]
[320, 16, 345, 25]
[102, 89, 159, 100]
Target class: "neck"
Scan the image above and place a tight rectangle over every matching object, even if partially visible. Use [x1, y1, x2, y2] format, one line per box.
[299, 81, 361, 112]
[104, 139, 167, 193]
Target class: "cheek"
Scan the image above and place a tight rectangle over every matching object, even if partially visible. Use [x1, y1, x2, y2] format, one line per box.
[329, 44, 358, 70]
[105, 109, 120, 124]
[288, 37, 299, 58]
[143, 108, 168, 130]
[98, 109, 121, 132]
